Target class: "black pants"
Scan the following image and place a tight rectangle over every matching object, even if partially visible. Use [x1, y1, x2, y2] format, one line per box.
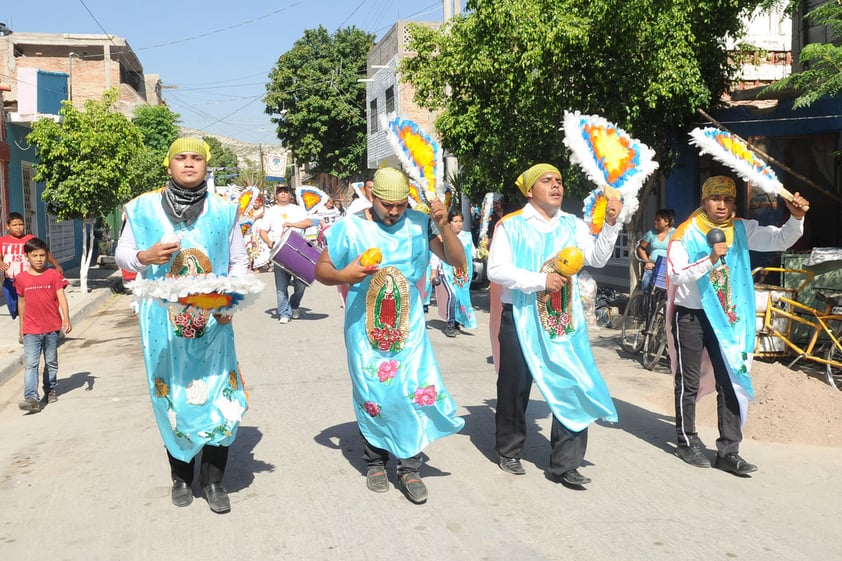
[671, 306, 742, 455]
[362, 434, 422, 475]
[168, 445, 228, 486]
[495, 304, 588, 476]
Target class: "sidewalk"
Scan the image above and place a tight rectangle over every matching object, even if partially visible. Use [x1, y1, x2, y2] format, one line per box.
[0, 263, 123, 387]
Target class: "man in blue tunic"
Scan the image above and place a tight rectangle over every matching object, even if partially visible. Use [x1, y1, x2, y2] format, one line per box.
[116, 138, 249, 514]
[487, 164, 621, 487]
[315, 166, 466, 504]
[667, 176, 808, 475]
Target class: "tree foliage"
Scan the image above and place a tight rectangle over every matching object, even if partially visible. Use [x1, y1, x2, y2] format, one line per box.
[27, 89, 144, 220]
[264, 25, 374, 180]
[401, 0, 761, 202]
[204, 136, 241, 185]
[764, 1, 842, 108]
[132, 104, 180, 194]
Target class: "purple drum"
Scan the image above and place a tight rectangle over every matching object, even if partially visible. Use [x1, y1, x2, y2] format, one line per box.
[270, 230, 323, 286]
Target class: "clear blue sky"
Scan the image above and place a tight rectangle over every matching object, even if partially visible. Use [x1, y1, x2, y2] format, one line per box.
[2, 0, 446, 145]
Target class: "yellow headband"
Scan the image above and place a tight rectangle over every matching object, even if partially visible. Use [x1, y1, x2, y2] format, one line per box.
[515, 163, 562, 197]
[701, 176, 736, 199]
[372, 166, 410, 201]
[163, 138, 212, 167]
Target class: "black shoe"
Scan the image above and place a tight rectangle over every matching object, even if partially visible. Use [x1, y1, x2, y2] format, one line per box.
[498, 456, 526, 475]
[675, 444, 711, 468]
[714, 453, 757, 476]
[366, 466, 389, 493]
[399, 471, 428, 504]
[559, 469, 591, 486]
[171, 480, 193, 507]
[47, 390, 57, 404]
[203, 482, 231, 513]
[444, 325, 458, 338]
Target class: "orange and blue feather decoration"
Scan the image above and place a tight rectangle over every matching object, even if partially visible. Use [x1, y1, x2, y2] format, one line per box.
[295, 185, 329, 213]
[563, 110, 659, 234]
[387, 117, 445, 203]
[688, 127, 797, 204]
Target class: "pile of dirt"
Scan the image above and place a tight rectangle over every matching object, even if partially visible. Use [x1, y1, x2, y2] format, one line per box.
[746, 360, 842, 447]
[691, 359, 842, 447]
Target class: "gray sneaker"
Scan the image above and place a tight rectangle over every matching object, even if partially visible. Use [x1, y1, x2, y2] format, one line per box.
[366, 466, 389, 493]
[291, 308, 300, 319]
[47, 390, 58, 403]
[18, 397, 41, 413]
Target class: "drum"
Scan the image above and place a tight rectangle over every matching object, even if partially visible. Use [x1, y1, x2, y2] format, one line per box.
[270, 229, 322, 286]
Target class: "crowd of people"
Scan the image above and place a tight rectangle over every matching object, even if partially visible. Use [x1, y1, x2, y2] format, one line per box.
[6, 138, 811, 513]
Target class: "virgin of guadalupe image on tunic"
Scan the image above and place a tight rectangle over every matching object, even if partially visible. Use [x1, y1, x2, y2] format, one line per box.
[366, 267, 410, 353]
[536, 259, 575, 338]
[168, 248, 214, 339]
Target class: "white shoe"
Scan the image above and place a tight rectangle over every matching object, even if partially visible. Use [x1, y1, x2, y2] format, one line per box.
[279, 316, 290, 324]
[291, 309, 300, 319]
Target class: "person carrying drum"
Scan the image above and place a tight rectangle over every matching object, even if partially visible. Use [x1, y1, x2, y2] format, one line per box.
[314, 166, 466, 504]
[259, 185, 316, 324]
[667, 176, 809, 476]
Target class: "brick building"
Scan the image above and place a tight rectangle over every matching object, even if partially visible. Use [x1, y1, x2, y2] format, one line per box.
[0, 29, 161, 266]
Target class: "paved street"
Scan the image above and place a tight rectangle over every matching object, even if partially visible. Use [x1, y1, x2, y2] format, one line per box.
[1, 274, 841, 561]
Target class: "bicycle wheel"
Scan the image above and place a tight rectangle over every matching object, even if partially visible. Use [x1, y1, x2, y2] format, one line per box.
[642, 301, 667, 370]
[825, 328, 842, 390]
[621, 289, 647, 353]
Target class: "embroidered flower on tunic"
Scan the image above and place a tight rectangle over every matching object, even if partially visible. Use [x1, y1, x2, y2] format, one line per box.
[227, 370, 239, 390]
[377, 360, 399, 382]
[411, 384, 438, 406]
[167, 409, 178, 430]
[185, 379, 209, 405]
[363, 401, 382, 417]
[155, 378, 170, 398]
[215, 396, 245, 422]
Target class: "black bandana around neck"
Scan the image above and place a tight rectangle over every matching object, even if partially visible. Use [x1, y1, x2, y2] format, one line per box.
[161, 179, 208, 225]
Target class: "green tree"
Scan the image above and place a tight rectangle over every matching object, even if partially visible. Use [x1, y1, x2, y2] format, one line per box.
[132, 104, 181, 194]
[764, 2, 842, 108]
[402, 0, 760, 203]
[27, 89, 144, 292]
[204, 136, 241, 185]
[264, 25, 374, 180]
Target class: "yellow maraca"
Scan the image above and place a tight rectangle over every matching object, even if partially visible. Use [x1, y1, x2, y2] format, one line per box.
[359, 247, 383, 267]
[555, 246, 584, 277]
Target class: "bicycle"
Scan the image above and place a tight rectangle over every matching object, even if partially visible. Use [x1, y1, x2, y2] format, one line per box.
[754, 267, 842, 389]
[621, 256, 668, 370]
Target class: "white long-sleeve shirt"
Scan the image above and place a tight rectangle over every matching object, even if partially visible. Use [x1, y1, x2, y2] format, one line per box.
[115, 200, 248, 277]
[669, 215, 804, 309]
[487, 202, 620, 304]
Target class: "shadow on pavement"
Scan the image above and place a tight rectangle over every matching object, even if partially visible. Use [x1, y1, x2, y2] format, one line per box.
[227, 425, 275, 493]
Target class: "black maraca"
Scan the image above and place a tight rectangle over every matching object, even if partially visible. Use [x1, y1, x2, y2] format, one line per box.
[706, 228, 727, 265]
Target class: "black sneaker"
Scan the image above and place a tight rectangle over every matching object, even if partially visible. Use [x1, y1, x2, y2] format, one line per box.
[498, 456, 526, 475]
[675, 444, 711, 468]
[47, 390, 57, 403]
[714, 453, 757, 476]
[18, 397, 40, 413]
[444, 325, 458, 338]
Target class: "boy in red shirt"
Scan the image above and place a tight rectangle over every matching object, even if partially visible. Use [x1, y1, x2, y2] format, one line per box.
[1, 212, 64, 321]
[15, 237, 71, 413]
